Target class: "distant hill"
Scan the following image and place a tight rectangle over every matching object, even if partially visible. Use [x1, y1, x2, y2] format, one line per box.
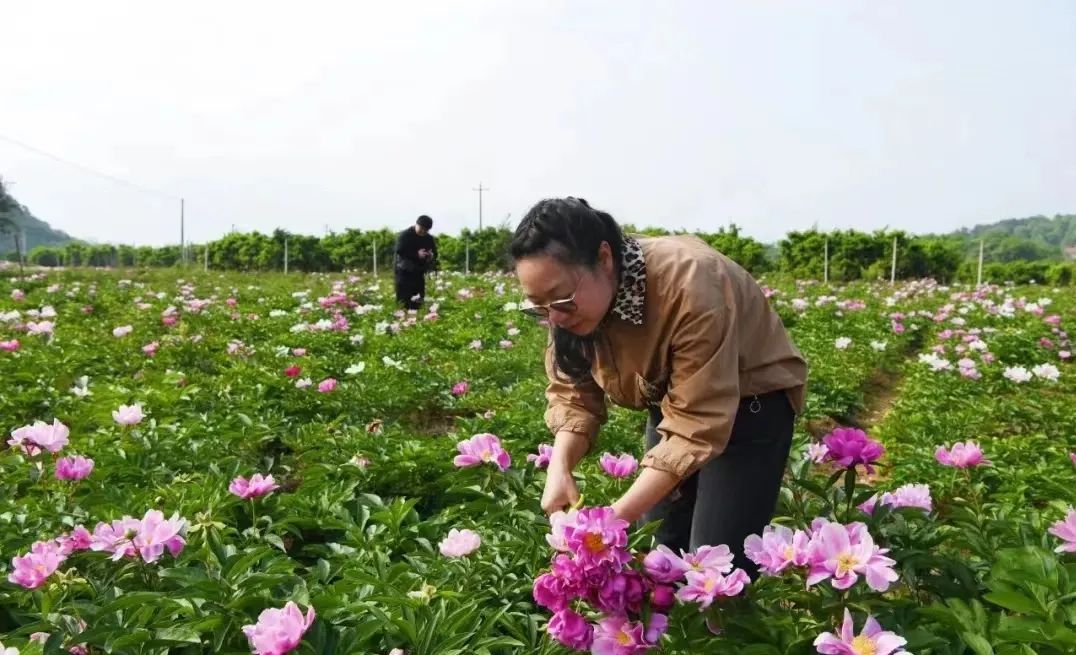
[943, 213, 1076, 261]
[0, 177, 77, 254]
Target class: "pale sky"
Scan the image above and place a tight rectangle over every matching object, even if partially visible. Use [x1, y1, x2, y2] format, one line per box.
[2, 1, 1074, 246]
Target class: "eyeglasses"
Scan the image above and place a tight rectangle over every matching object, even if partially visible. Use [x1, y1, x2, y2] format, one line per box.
[519, 278, 581, 318]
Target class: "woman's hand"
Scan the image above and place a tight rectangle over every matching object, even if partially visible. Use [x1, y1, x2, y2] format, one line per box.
[541, 464, 581, 515]
[611, 467, 681, 523]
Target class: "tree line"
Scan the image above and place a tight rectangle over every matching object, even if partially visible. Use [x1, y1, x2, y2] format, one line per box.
[16, 224, 1076, 286]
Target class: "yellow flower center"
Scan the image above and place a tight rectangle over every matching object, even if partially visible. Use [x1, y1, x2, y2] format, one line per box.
[836, 553, 859, 576]
[480, 449, 492, 461]
[616, 630, 633, 646]
[784, 545, 795, 560]
[703, 577, 716, 593]
[851, 635, 877, 655]
[583, 532, 607, 554]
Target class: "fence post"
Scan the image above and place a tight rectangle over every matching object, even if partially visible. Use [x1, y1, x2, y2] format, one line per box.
[890, 236, 898, 285]
[977, 239, 984, 287]
[373, 237, 378, 276]
[465, 240, 470, 275]
[284, 238, 289, 274]
[823, 238, 829, 284]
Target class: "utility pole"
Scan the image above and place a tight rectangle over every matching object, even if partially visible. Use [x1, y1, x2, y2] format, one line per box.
[204, 243, 209, 272]
[472, 183, 488, 230]
[180, 198, 186, 266]
[372, 237, 378, 276]
[284, 238, 289, 274]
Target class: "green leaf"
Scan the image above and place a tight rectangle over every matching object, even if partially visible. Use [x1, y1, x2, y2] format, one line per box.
[984, 590, 1039, 615]
[961, 632, 995, 655]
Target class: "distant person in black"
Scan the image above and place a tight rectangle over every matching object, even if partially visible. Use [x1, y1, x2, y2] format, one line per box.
[394, 215, 438, 309]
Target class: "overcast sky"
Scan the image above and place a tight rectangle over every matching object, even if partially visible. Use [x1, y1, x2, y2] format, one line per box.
[2, 1, 1074, 246]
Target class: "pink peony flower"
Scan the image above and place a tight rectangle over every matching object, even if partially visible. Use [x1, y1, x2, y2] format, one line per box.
[230, 473, 280, 499]
[642, 544, 689, 583]
[546, 608, 593, 651]
[599, 452, 638, 478]
[806, 520, 898, 592]
[814, 608, 909, 655]
[112, 404, 144, 426]
[807, 443, 830, 463]
[451, 380, 470, 397]
[242, 601, 316, 655]
[8, 540, 66, 589]
[9, 418, 70, 455]
[545, 509, 579, 552]
[675, 568, 751, 608]
[112, 325, 133, 338]
[681, 544, 735, 575]
[317, 378, 337, 393]
[133, 510, 187, 563]
[591, 615, 653, 654]
[142, 341, 159, 357]
[161, 315, 178, 326]
[881, 484, 932, 512]
[55, 455, 94, 481]
[744, 524, 811, 575]
[1049, 509, 1076, 553]
[527, 443, 553, 469]
[1070, 452, 1076, 467]
[26, 320, 55, 336]
[11, 289, 25, 301]
[56, 526, 94, 556]
[292, 348, 307, 357]
[90, 516, 142, 560]
[0, 339, 19, 352]
[822, 427, 885, 473]
[439, 528, 481, 557]
[935, 441, 991, 468]
[453, 433, 511, 471]
[499, 339, 514, 349]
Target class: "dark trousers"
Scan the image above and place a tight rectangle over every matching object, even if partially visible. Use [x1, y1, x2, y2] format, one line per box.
[639, 389, 795, 578]
[394, 269, 426, 310]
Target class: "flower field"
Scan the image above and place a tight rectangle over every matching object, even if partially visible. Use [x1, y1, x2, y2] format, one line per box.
[1, 268, 1074, 654]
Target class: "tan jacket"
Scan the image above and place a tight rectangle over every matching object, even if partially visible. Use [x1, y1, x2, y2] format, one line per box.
[543, 234, 807, 481]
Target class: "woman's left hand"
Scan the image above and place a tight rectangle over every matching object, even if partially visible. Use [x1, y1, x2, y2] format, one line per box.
[611, 467, 680, 523]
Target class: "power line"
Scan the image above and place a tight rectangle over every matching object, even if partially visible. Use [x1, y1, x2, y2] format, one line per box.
[0, 134, 177, 201]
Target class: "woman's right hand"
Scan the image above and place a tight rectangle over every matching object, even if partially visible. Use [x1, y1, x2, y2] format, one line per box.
[541, 466, 581, 515]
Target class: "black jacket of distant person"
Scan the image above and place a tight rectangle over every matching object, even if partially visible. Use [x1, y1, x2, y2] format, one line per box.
[394, 227, 438, 275]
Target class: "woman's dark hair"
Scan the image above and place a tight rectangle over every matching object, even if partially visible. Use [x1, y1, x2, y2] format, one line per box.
[509, 197, 625, 381]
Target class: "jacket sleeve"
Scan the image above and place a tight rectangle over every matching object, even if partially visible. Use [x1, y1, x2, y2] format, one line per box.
[543, 336, 607, 447]
[639, 270, 740, 481]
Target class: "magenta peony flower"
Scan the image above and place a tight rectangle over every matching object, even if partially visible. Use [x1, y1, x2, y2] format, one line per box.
[1049, 509, 1076, 553]
[527, 443, 553, 469]
[230, 473, 280, 499]
[814, 608, 909, 655]
[453, 433, 511, 471]
[317, 378, 337, 393]
[55, 455, 94, 481]
[0, 339, 19, 352]
[822, 428, 885, 472]
[599, 452, 638, 478]
[451, 380, 470, 397]
[439, 528, 481, 557]
[546, 608, 593, 651]
[642, 544, 688, 583]
[242, 601, 316, 655]
[8, 540, 66, 589]
[935, 441, 991, 468]
[562, 507, 630, 567]
[284, 365, 301, 378]
[593, 569, 649, 615]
